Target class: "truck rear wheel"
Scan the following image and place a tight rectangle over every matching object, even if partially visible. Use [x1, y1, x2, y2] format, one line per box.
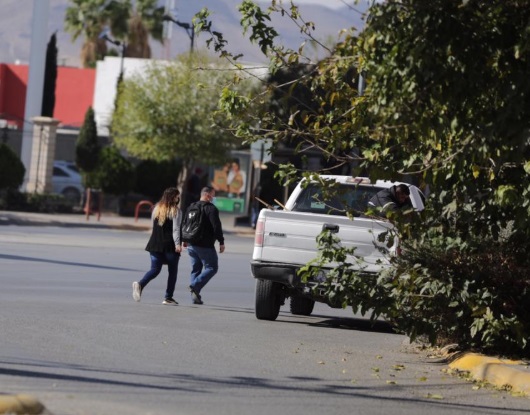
[255, 279, 282, 321]
[290, 296, 315, 316]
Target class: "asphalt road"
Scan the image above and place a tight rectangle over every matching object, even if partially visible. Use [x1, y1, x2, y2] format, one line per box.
[1, 225, 529, 415]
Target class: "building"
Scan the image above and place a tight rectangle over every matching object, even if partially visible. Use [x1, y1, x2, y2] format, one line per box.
[0, 63, 95, 159]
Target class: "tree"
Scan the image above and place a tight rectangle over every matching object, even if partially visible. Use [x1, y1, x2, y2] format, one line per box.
[41, 32, 58, 117]
[196, 1, 530, 356]
[93, 146, 135, 195]
[134, 159, 181, 200]
[123, 0, 164, 59]
[65, 0, 116, 68]
[76, 107, 101, 188]
[111, 53, 256, 204]
[65, 0, 165, 67]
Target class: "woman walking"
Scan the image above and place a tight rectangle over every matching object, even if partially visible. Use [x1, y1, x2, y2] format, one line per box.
[132, 187, 183, 305]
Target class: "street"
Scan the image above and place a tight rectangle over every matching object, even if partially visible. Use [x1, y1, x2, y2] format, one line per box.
[0, 225, 529, 415]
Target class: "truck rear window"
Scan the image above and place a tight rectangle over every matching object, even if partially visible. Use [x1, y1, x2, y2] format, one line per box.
[291, 184, 383, 216]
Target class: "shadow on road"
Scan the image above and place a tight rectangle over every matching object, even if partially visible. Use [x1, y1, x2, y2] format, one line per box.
[0, 357, 526, 414]
[0, 253, 141, 272]
[206, 304, 396, 335]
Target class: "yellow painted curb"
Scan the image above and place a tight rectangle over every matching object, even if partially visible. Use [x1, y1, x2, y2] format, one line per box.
[450, 353, 530, 395]
[0, 394, 47, 414]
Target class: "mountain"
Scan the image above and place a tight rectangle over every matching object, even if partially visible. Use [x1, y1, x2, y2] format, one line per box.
[0, 0, 367, 67]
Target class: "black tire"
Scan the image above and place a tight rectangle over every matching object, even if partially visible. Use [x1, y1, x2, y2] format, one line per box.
[255, 279, 282, 321]
[290, 296, 315, 316]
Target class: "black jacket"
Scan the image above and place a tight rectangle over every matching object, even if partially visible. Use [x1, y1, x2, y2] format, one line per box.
[145, 209, 182, 253]
[189, 201, 224, 248]
[368, 186, 412, 213]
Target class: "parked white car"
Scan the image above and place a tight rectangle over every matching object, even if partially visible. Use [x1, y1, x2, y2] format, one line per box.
[52, 161, 84, 205]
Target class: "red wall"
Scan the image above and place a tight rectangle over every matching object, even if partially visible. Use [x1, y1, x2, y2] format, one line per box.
[55, 66, 96, 128]
[0, 64, 27, 128]
[0, 63, 95, 129]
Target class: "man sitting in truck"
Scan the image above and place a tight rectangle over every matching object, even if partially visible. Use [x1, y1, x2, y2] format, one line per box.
[367, 184, 412, 216]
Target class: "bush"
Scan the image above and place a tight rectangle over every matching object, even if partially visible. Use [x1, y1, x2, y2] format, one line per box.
[387, 236, 530, 357]
[93, 146, 135, 196]
[302, 230, 530, 358]
[0, 143, 25, 190]
[134, 159, 181, 199]
[0, 189, 73, 213]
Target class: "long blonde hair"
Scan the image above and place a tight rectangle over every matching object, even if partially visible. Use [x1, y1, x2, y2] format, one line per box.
[153, 187, 180, 226]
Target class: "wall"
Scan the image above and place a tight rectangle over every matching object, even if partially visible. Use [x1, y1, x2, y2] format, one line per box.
[0, 63, 95, 129]
[55, 66, 96, 128]
[0, 64, 27, 128]
[93, 56, 163, 136]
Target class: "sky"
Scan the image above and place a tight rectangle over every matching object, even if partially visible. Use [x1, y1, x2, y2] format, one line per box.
[260, 0, 372, 11]
[0, 0, 370, 67]
[290, 0, 348, 8]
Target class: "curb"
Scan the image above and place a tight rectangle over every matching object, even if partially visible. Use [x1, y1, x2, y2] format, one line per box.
[449, 353, 530, 395]
[0, 394, 49, 414]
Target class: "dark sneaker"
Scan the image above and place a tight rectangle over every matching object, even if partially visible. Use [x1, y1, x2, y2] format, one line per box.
[189, 286, 203, 305]
[132, 282, 142, 302]
[162, 297, 178, 305]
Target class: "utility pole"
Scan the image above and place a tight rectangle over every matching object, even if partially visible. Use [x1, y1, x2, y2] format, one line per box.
[163, 14, 195, 55]
[21, 0, 49, 190]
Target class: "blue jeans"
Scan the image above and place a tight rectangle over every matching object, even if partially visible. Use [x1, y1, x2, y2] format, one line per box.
[139, 251, 180, 299]
[188, 245, 218, 293]
[251, 207, 261, 228]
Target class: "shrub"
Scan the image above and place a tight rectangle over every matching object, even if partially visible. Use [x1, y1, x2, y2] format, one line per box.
[0, 189, 73, 213]
[0, 143, 25, 190]
[93, 146, 135, 196]
[302, 230, 530, 358]
[134, 159, 181, 199]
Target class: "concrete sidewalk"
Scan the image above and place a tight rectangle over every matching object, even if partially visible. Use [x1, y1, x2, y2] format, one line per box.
[0, 209, 255, 236]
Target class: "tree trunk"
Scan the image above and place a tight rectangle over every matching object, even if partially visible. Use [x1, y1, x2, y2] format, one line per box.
[177, 161, 193, 213]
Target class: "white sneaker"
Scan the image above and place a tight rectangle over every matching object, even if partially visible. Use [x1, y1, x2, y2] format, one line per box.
[132, 282, 142, 302]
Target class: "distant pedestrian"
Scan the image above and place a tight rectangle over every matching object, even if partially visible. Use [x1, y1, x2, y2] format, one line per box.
[182, 167, 203, 212]
[132, 187, 183, 305]
[183, 186, 225, 304]
[251, 182, 263, 229]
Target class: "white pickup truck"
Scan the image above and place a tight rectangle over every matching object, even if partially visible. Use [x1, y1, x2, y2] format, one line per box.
[251, 175, 425, 320]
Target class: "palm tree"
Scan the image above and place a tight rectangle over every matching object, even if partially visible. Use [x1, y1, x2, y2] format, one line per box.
[65, 0, 164, 67]
[64, 0, 117, 68]
[123, 0, 165, 59]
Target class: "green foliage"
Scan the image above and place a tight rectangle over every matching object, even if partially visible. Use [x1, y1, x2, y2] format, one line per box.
[0, 143, 25, 190]
[359, 0, 530, 243]
[239, 0, 278, 55]
[0, 189, 74, 213]
[65, 0, 165, 67]
[93, 146, 135, 196]
[42, 32, 58, 117]
[198, 0, 530, 357]
[111, 53, 255, 176]
[134, 159, 181, 199]
[76, 107, 101, 177]
[302, 229, 530, 357]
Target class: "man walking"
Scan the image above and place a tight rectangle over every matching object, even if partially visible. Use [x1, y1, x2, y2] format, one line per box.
[183, 186, 225, 304]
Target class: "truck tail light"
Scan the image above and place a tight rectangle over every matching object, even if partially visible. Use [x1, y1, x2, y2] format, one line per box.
[254, 219, 264, 247]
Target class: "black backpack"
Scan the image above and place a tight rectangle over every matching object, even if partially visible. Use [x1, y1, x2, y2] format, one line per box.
[181, 202, 206, 244]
